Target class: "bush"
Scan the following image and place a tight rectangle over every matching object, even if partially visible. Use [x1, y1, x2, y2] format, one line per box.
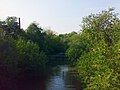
[15, 38, 47, 74]
[66, 8, 120, 89]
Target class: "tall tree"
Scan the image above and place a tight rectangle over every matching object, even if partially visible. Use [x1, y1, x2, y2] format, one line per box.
[26, 22, 44, 50]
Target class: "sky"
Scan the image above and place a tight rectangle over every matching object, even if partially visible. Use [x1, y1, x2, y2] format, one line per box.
[0, 0, 120, 34]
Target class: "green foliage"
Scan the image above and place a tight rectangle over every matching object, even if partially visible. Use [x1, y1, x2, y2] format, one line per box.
[15, 38, 47, 73]
[1, 8, 119, 89]
[66, 8, 120, 89]
[66, 31, 91, 62]
[0, 17, 68, 76]
[0, 30, 18, 72]
[43, 30, 66, 55]
[0, 16, 24, 38]
[26, 22, 44, 49]
[0, 20, 48, 76]
[5, 17, 18, 28]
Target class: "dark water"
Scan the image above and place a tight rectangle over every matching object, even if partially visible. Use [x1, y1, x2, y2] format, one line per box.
[45, 65, 81, 90]
[0, 65, 81, 90]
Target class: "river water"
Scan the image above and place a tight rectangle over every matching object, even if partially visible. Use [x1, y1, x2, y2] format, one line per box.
[46, 65, 82, 90]
[18, 65, 82, 90]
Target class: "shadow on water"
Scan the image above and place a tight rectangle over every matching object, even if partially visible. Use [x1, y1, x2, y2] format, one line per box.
[0, 65, 82, 90]
[45, 65, 82, 90]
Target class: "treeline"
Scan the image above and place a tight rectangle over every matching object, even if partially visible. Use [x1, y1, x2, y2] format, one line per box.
[0, 16, 69, 80]
[66, 8, 120, 89]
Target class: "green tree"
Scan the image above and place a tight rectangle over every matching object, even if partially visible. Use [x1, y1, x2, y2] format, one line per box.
[43, 29, 66, 55]
[26, 22, 44, 50]
[0, 17, 23, 38]
[16, 38, 47, 74]
[66, 8, 120, 89]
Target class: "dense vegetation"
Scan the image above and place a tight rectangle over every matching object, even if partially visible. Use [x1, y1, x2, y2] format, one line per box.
[66, 8, 120, 89]
[0, 17, 67, 89]
[0, 8, 120, 90]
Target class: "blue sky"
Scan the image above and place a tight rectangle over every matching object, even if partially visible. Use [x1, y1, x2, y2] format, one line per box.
[0, 0, 120, 34]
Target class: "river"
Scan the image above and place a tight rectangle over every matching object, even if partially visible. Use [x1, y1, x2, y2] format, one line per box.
[18, 65, 82, 90]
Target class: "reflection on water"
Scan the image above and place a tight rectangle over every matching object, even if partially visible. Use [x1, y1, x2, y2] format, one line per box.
[46, 65, 81, 90]
[1, 65, 81, 90]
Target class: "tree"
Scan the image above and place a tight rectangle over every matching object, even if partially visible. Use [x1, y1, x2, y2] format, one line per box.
[0, 17, 22, 38]
[66, 8, 120, 89]
[16, 38, 47, 74]
[82, 8, 119, 46]
[26, 22, 44, 50]
[43, 29, 65, 54]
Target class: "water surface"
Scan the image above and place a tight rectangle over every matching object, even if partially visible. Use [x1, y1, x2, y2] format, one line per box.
[46, 65, 81, 90]
[17, 65, 81, 90]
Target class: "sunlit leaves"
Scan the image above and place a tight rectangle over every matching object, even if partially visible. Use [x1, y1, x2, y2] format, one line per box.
[67, 8, 120, 89]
